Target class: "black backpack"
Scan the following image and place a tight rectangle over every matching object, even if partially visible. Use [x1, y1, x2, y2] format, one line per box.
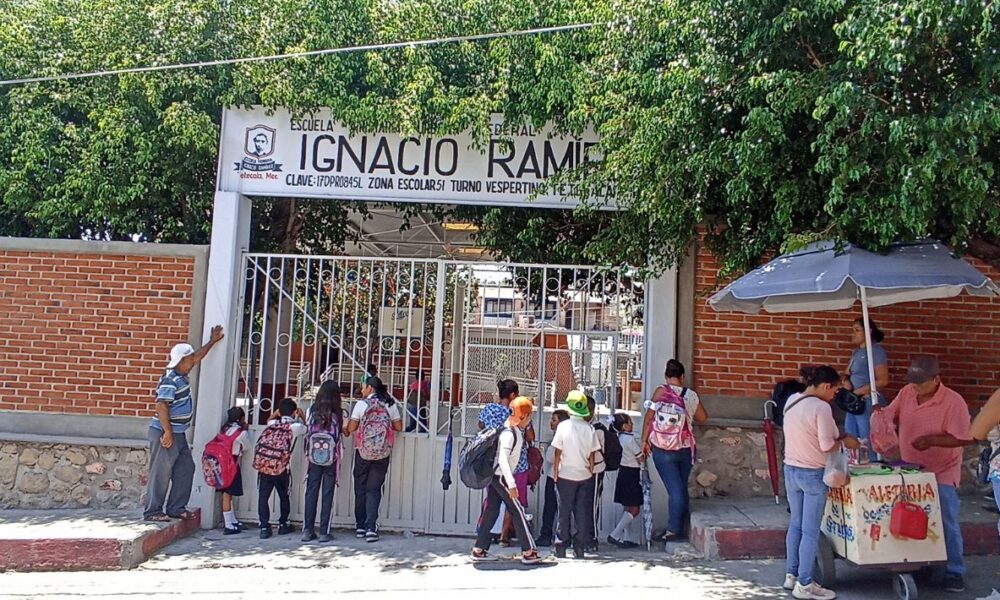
[771, 379, 806, 427]
[593, 422, 623, 471]
[458, 427, 504, 489]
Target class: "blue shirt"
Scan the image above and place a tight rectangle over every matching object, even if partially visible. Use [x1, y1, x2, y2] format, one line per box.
[150, 370, 194, 433]
[479, 402, 511, 430]
[848, 344, 888, 391]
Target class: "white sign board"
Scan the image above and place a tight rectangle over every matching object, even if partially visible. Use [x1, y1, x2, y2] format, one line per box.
[217, 107, 612, 208]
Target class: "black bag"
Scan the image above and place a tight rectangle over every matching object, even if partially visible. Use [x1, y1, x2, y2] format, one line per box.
[771, 379, 806, 427]
[458, 427, 503, 489]
[835, 389, 866, 416]
[594, 422, 622, 471]
[976, 444, 1000, 485]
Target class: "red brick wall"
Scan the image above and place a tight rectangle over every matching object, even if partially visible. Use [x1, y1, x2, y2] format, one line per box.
[694, 242, 1000, 410]
[0, 250, 198, 417]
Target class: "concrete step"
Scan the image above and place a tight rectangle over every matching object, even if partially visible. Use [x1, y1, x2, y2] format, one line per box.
[690, 497, 998, 560]
[0, 508, 200, 571]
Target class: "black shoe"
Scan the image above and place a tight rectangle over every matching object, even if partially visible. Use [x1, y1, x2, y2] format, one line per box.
[318, 533, 333, 543]
[277, 523, 294, 535]
[366, 529, 379, 543]
[301, 529, 317, 542]
[223, 526, 241, 535]
[536, 536, 553, 547]
[355, 528, 366, 539]
[574, 546, 586, 559]
[943, 575, 965, 593]
[554, 544, 566, 559]
[260, 527, 272, 539]
[621, 540, 639, 549]
[607, 535, 626, 548]
[983, 503, 1000, 514]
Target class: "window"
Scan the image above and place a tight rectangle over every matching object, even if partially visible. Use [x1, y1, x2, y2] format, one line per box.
[483, 298, 514, 318]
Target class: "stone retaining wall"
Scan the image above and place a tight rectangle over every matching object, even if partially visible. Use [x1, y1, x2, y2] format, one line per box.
[0, 441, 148, 510]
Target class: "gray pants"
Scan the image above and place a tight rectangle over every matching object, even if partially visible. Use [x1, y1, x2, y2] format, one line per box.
[143, 427, 195, 518]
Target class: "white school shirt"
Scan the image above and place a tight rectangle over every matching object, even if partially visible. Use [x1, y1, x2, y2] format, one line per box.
[349, 396, 402, 422]
[494, 426, 524, 489]
[223, 423, 251, 457]
[543, 443, 557, 478]
[265, 415, 308, 439]
[592, 425, 607, 475]
[619, 431, 643, 469]
[551, 416, 601, 482]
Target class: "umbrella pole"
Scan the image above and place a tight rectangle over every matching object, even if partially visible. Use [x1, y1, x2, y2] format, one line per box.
[859, 287, 879, 406]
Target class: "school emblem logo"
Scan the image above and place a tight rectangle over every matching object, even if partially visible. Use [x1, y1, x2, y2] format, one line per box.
[234, 125, 282, 172]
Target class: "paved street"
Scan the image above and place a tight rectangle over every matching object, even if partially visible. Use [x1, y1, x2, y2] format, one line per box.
[2, 530, 997, 599]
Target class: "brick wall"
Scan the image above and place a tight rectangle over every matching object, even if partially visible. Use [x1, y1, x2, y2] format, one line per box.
[693, 241, 1000, 410]
[0, 246, 201, 417]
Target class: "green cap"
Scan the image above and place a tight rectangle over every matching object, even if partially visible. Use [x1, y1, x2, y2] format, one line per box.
[565, 390, 590, 418]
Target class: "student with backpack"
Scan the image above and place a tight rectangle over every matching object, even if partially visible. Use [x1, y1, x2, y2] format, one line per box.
[585, 395, 607, 552]
[254, 398, 306, 539]
[470, 396, 543, 564]
[552, 390, 601, 559]
[344, 376, 403, 542]
[607, 413, 642, 548]
[301, 381, 344, 543]
[641, 359, 709, 542]
[201, 407, 250, 535]
[536, 409, 569, 547]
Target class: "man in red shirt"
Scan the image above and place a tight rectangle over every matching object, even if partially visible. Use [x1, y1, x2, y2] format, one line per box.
[879, 356, 971, 594]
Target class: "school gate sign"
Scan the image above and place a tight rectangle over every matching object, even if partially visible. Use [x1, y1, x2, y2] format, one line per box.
[217, 106, 612, 208]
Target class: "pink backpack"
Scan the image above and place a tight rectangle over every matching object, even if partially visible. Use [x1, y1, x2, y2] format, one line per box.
[649, 385, 695, 453]
[355, 398, 395, 461]
[201, 427, 243, 488]
[253, 423, 294, 476]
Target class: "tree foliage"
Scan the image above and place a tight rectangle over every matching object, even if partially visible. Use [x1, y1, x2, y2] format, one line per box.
[2, 0, 999, 275]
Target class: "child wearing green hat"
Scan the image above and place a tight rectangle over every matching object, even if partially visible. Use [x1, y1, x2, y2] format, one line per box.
[551, 390, 601, 559]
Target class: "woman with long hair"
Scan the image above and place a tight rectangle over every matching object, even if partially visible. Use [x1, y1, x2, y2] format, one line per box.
[301, 380, 343, 543]
[843, 319, 889, 446]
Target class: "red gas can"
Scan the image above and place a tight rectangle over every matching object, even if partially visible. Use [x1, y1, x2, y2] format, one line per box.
[890, 500, 928, 540]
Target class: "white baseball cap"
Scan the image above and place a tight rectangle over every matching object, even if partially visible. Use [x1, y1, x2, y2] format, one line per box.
[167, 343, 195, 369]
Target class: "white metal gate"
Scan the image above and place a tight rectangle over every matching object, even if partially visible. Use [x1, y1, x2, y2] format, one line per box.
[232, 254, 644, 537]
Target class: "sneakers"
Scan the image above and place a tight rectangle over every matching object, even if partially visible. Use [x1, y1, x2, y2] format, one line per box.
[259, 527, 272, 539]
[573, 545, 585, 559]
[277, 523, 294, 535]
[792, 582, 836, 600]
[520, 550, 543, 565]
[365, 529, 379, 543]
[943, 575, 965, 593]
[783, 574, 797, 591]
[318, 533, 332, 543]
[223, 526, 241, 536]
[301, 529, 318, 543]
[355, 528, 366, 539]
[470, 549, 497, 562]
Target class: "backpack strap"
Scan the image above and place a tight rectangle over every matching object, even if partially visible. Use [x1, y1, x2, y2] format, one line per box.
[783, 394, 817, 416]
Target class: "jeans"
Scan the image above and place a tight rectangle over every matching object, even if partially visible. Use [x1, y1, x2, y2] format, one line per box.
[353, 451, 390, 531]
[257, 471, 291, 527]
[557, 476, 595, 550]
[475, 476, 536, 552]
[303, 462, 337, 534]
[651, 446, 693, 535]
[143, 427, 195, 519]
[844, 398, 874, 442]
[784, 465, 828, 586]
[539, 476, 558, 540]
[993, 479, 1000, 537]
[938, 484, 966, 577]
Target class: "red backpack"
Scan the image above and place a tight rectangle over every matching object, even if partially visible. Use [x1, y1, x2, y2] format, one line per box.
[253, 423, 295, 476]
[201, 427, 243, 489]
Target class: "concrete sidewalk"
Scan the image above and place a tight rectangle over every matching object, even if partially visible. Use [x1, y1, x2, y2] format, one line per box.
[690, 495, 999, 560]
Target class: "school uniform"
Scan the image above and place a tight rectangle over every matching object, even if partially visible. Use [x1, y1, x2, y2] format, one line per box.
[219, 423, 250, 498]
[552, 416, 600, 553]
[474, 425, 536, 553]
[613, 431, 643, 507]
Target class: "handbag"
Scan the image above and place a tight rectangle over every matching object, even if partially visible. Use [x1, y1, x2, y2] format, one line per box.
[889, 474, 928, 540]
[823, 446, 850, 488]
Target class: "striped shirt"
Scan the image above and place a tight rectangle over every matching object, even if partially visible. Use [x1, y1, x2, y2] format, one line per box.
[150, 370, 194, 433]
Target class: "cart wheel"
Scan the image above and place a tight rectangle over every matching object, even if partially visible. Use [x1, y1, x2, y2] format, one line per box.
[893, 573, 918, 600]
[813, 535, 836, 587]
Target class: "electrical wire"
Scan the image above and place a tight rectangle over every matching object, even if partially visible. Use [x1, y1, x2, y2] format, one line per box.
[0, 22, 596, 87]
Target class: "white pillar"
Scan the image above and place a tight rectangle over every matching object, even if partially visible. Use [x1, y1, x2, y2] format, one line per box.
[642, 266, 678, 401]
[191, 192, 252, 529]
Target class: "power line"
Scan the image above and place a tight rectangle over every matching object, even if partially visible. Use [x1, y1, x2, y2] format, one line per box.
[0, 22, 596, 87]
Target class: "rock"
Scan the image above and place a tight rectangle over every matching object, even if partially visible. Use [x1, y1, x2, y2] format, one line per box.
[53, 465, 84, 485]
[719, 437, 742, 447]
[114, 465, 133, 478]
[17, 470, 49, 494]
[138, 473, 149, 486]
[49, 480, 71, 504]
[126, 450, 146, 465]
[85, 462, 107, 475]
[64, 450, 87, 465]
[695, 470, 718, 488]
[18, 448, 40, 466]
[754, 468, 772, 480]
[725, 427, 743, 433]
[71, 484, 92, 506]
[0, 455, 16, 487]
[100, 449, 119, 462]
[36, 452, 56, 471]
[2, 444, 17, 454]
[54, 444, 68, 452]
[746, 432, 766, 447]
[100, 479, 122, 491]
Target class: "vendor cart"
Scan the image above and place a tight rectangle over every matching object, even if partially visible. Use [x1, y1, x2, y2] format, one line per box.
[816, 466, 947, 600]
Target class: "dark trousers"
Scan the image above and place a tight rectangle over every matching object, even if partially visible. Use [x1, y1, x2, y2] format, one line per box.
[353, 451, 390, 531]
[257, 471, 291, 527]
[143, 427, 195, 519]
[591, 472, 605, 543]
[557, 476, 595, 550]
[539, 476, 558, 539]
[475, 476, 536, 552]
[303, 462, 337, 534]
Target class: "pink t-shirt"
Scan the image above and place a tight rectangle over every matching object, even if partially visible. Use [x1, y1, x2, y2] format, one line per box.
[782, 393, 840, 470]
[883, 383, 971, 487]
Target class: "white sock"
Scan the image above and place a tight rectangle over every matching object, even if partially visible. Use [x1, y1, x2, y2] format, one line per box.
[223, 510, 236, 528]
[610, 512, 634, 540]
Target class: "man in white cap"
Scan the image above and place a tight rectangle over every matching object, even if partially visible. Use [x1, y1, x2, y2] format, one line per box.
[143, 325, 225, 522]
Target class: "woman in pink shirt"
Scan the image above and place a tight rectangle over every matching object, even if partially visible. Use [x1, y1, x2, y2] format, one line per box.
[781, 366, 860, 600]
